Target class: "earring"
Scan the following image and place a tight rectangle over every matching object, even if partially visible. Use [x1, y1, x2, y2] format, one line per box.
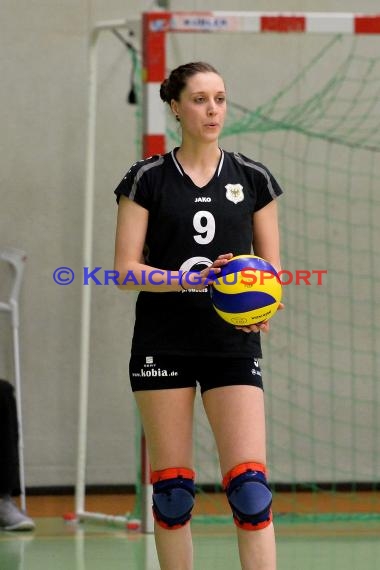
[175, 114, 180, 122]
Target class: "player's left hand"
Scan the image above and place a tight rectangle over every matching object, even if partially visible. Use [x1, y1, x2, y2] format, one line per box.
[235, 302, 285, 334]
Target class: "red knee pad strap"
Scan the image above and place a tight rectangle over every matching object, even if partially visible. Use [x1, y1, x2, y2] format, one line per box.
[222, 462, 268, 489]
[234, 510, 273, 531]
[151, 467, 195, 484]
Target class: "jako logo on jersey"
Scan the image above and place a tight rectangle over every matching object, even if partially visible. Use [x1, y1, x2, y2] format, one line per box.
[195, 197, 211, 203]
[225, 183, 244, 204]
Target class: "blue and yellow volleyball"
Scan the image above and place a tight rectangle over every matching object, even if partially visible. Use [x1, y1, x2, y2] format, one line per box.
[210, 255, 282, 326]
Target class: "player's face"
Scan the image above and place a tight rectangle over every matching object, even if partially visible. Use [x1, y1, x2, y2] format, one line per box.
[173, 72, 226, 143]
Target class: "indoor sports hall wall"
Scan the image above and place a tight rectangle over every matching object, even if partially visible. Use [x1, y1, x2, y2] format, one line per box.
[0, 0, 378, 490]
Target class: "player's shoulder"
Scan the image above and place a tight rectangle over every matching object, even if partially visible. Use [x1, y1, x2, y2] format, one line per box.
[222, 150, 283, 199]
[225, 150, 270, 174]
[124, 153, 167, 181]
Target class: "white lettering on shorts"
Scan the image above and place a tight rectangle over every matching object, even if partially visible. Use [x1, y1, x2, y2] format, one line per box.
[131, 358, 179, 379]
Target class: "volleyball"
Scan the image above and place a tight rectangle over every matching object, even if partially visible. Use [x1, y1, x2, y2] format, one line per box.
[210, 255, 282, 326]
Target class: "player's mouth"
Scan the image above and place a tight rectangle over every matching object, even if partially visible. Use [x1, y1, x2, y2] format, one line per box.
[205, 123, 219, 128]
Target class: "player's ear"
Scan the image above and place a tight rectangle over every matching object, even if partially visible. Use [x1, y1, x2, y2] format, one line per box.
[170, 99, 179, 119]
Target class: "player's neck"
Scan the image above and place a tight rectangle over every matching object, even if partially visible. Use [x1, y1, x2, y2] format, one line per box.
[176, 142, 221, 171]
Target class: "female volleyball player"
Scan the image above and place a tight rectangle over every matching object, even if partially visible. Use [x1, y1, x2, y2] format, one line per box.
[114, 62, 283, 570]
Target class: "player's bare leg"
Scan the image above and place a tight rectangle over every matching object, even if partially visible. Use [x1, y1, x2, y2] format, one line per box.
[134, 387, 196, 570]
[202, 385, 276, 570]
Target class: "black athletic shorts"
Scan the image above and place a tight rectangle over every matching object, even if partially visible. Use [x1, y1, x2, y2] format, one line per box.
[129, 355, 263, 393]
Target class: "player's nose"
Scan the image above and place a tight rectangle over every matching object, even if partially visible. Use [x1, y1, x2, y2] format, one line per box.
[206, 101, 217, 115]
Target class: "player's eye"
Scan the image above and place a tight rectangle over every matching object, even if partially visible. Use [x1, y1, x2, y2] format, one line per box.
[194, 97, 205, 103]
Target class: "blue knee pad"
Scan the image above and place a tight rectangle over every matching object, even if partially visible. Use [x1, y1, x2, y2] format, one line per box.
[151, 467, 195, 529]
[223, 462, 272, 530]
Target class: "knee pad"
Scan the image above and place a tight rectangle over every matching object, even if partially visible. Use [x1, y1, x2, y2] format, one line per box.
[151, 467, 195, 530]
[223, 462, 272, 531]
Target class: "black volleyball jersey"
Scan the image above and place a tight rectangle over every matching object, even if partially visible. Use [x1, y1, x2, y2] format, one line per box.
[114, 148, 283, 358]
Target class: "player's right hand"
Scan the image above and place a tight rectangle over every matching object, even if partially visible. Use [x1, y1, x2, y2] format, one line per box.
[181, 253, 233, 290]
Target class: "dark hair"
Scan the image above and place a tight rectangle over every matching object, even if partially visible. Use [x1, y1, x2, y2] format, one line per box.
[159, 62, 221, 104]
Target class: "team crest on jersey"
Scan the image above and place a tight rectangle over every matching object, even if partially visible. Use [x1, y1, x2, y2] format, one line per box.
[225, 184, 244, 204]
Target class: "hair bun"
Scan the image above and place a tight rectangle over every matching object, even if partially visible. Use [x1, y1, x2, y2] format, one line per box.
[159, 79, 170, 103]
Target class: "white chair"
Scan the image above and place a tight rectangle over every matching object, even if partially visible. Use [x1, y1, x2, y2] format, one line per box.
[0, 247, 27, 512]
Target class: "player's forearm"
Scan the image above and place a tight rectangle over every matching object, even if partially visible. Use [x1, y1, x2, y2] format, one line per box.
[115, 262, 184, 292]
